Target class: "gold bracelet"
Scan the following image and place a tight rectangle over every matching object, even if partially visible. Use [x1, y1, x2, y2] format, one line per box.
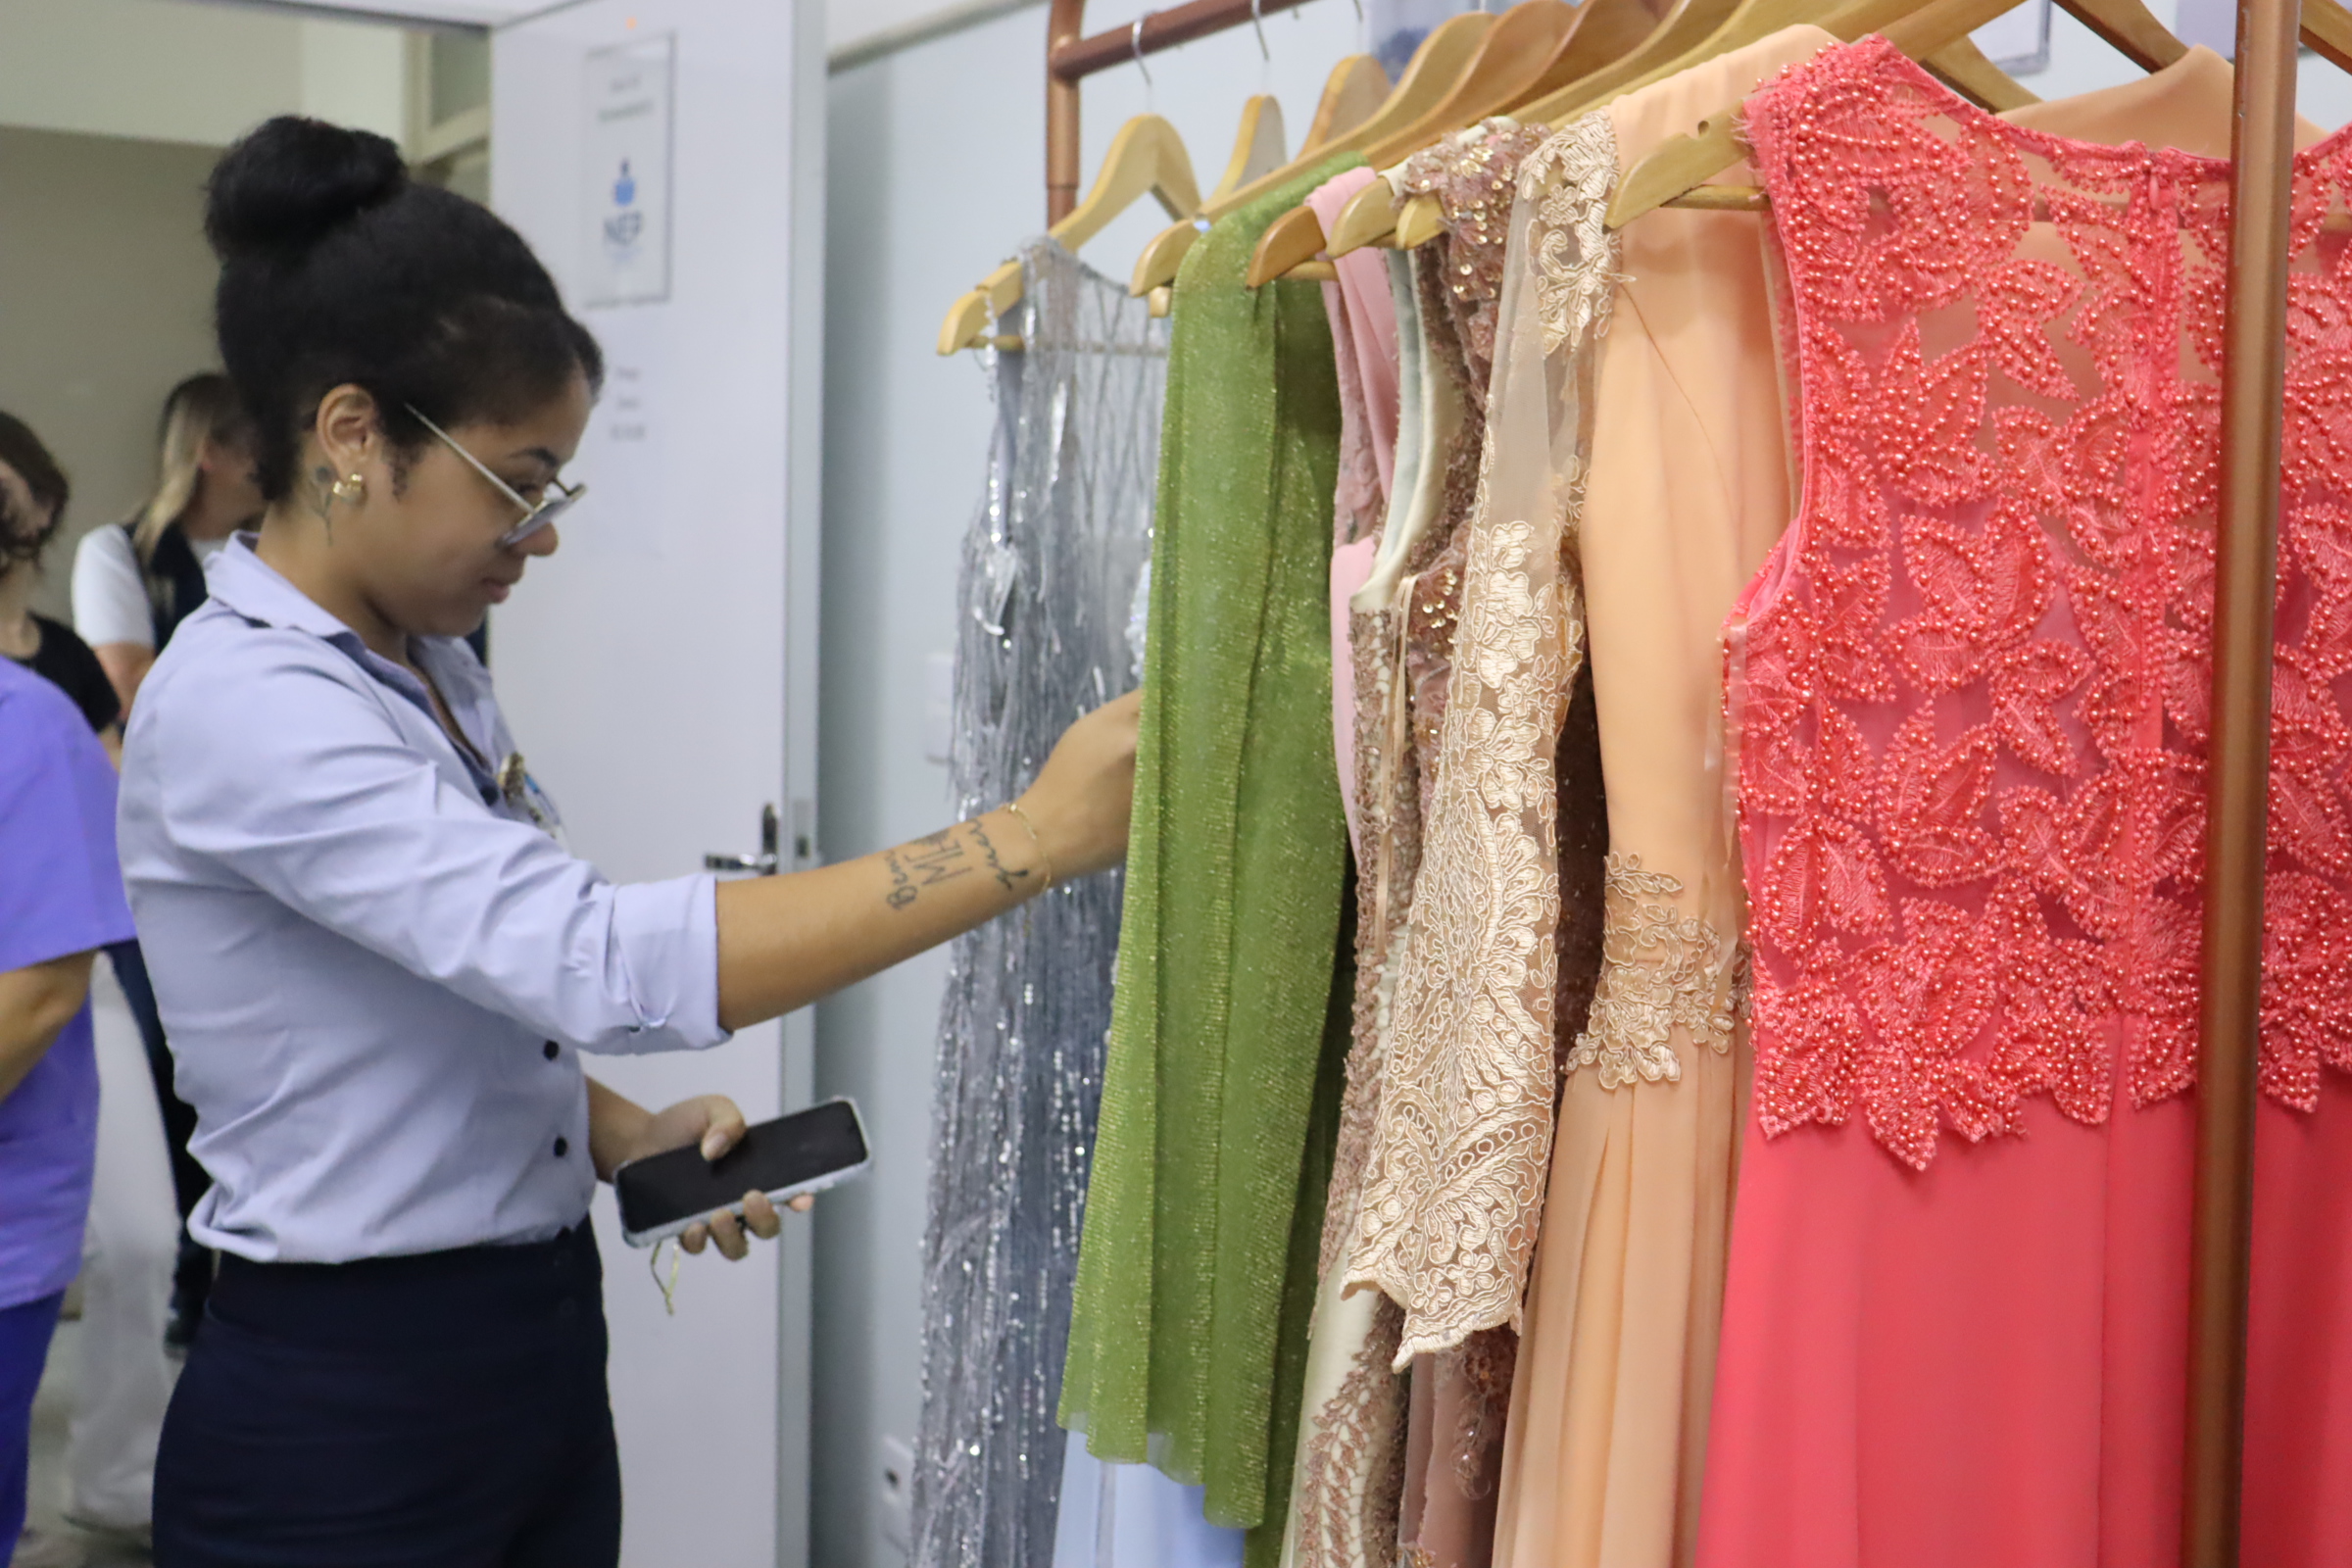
[1002, 801, 1055, 892]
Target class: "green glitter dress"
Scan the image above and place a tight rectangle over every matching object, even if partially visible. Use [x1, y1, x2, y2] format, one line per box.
[1058, 160, 1360, 1561]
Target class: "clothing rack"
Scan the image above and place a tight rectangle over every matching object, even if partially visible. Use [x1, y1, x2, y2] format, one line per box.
[2190, 0, 2296, 1555]
[1034, 2, 2301, 1557]
[1046, 0, 1321, 220]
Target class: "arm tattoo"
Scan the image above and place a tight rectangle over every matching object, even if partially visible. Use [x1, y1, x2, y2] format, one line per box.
[881, 850, 916, 910]
[905, 828, 976, 889]
[878, 819, 1029, 911]
[965, 818, 1031, 895]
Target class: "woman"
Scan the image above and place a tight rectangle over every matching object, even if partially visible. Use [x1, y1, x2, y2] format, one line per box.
[0, 472, 140, 1568]
[0, 415, 122, 755]
[122, 117, 1139, 1567]
[71, 372, 263, 715]
[0, 419, 182, 1562]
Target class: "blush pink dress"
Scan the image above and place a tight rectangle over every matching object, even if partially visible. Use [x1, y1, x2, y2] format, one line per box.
[1312, 165, 1401, 863]
[1701, 38, 2352, 1568]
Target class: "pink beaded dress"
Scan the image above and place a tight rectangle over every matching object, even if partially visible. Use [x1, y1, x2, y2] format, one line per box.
[1701, 37, 2352, 1568]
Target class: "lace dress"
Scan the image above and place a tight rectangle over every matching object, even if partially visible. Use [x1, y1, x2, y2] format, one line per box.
[1700, 40, 2352, 1568]
[1480, 30, 1839, 1568]
[1060, 155, 1361, 1565]
[1385, 120, 1565, 1568]
[1346, 119, 1561, 1358]
[913, 238, 1166, 1568]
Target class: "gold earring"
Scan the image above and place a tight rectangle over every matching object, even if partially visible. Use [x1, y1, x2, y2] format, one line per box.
[329, 472, 366, 505]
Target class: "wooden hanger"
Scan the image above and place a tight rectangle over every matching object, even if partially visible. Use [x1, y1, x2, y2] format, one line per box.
[1129, 94, 1291, 317]
[940, 114, 1200, 355]
[1359, 1, 1580, 169]
[1278, 1, 1592, 275]
[1924, 34, 2040, 107]
[2049, 0, 2185, 71]
[2294, 0, 2352, 71]
[1324, 0, 1673, 259]
[1605, 0, 2055, 229]
[1211, 95, 1290, 204]
[1130, 15, 1494, 298]
[1518, 0, 1753, 126]
[1203, 14, 1495, 293]
[1131, 58, 1378, 300]
[1537, 0, 1689, 102]
[1340, 0, 1905, 259]
[1302, 54, 1396, 149]
[1599, 0, 2352, 231]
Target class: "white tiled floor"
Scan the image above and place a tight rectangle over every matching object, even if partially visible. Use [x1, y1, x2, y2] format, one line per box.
[14, 1322, 157, 1568]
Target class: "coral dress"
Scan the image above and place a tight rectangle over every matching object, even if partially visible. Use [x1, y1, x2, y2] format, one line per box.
[1701, 38, 2352, 1568]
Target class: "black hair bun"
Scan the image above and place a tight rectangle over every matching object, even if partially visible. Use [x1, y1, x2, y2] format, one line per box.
[206, 116, 408, 260]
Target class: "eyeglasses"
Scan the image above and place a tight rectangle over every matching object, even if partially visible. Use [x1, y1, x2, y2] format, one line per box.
[406, 405, 587, 548]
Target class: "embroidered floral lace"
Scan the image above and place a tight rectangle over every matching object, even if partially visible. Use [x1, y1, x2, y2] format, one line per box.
[1737, 40, 2352, 1171]
[1348, 115, 1620, 1361]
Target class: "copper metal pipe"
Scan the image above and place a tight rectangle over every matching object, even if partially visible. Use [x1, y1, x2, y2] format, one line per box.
[2183, 0, 2299, 1557]
[1044, 0, 1320, 220]
[1047, 0, 1087, 223]
[1052, 0, 1316, 79]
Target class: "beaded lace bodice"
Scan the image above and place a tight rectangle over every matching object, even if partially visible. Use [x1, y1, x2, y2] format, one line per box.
[1736, 39, 2352, 1170]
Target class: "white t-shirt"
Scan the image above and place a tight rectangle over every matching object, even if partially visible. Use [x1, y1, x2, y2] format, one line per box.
[72, 524, 228, 650]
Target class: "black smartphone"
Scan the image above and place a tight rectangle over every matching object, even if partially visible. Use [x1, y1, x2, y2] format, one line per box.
[613, 1098, 870, 1247]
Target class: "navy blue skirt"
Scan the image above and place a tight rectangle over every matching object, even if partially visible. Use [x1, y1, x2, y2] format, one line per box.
[154, 1221, 619, 1568]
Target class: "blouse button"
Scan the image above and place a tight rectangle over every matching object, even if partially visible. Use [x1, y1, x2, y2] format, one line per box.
[543, 1041, 560, 1060]
[553, 1137, 569, 1158]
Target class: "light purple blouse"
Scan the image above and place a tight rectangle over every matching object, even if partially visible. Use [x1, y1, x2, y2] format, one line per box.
[119, 539, 729, 1264]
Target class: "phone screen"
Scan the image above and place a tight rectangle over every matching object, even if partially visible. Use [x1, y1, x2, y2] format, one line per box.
[614, 1099, 869, 1240]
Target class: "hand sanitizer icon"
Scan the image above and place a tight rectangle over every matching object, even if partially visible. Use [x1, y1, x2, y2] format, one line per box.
[612, 159, 636, 208]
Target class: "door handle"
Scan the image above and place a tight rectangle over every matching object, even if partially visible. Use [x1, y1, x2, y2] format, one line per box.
[705, 803, 781, 875]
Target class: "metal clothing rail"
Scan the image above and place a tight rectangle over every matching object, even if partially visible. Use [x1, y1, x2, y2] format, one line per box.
[1046, 0, 1322, 220]
[2188, 0, 2297, 1557]
[1031, 0, 2304, 1556]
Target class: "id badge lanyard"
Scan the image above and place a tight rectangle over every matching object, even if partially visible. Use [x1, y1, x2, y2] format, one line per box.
[495, 752, 566, 848]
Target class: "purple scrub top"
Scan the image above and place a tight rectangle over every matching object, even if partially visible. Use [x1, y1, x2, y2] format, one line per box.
[0, 657, 134, 1307]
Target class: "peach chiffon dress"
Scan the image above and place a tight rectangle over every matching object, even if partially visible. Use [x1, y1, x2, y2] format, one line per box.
[1483, 30, 1839, 1568]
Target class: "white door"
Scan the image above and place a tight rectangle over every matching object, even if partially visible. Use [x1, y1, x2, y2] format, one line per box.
[490, 5, 824, 1565]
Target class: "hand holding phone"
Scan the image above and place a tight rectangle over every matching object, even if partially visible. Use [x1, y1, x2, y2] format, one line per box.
[614, 1098, 871, 1248]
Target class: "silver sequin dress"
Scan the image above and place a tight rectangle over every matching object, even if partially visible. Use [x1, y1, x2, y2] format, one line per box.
[910, 238, 1167, 1568]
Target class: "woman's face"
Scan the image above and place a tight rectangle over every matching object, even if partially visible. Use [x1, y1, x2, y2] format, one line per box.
[334, 373, 592, 640]
[0, 458, 56, 576]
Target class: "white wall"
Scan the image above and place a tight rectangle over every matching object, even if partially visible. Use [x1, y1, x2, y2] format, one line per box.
[491, 8, 821, 1564]
[1, 0, 404, 147]
[0, 127, 221, 625]
[0, 0, 413, 624]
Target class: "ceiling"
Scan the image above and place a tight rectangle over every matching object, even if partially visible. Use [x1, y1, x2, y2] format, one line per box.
[179, 0, 533, 25]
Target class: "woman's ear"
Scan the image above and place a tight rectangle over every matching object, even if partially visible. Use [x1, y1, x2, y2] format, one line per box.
[312, 383, 388, 487]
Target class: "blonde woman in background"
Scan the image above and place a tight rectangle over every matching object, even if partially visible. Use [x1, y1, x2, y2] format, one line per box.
[72, 373, 263, 714]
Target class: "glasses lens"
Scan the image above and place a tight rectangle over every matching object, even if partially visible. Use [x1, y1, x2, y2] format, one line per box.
[497, 486, 585, 549]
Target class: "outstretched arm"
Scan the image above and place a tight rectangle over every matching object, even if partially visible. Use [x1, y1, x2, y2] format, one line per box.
[712, 689, 1141, 1031]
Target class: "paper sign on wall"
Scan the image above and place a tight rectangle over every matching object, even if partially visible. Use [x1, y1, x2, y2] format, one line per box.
[581, 35, 673, 306]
